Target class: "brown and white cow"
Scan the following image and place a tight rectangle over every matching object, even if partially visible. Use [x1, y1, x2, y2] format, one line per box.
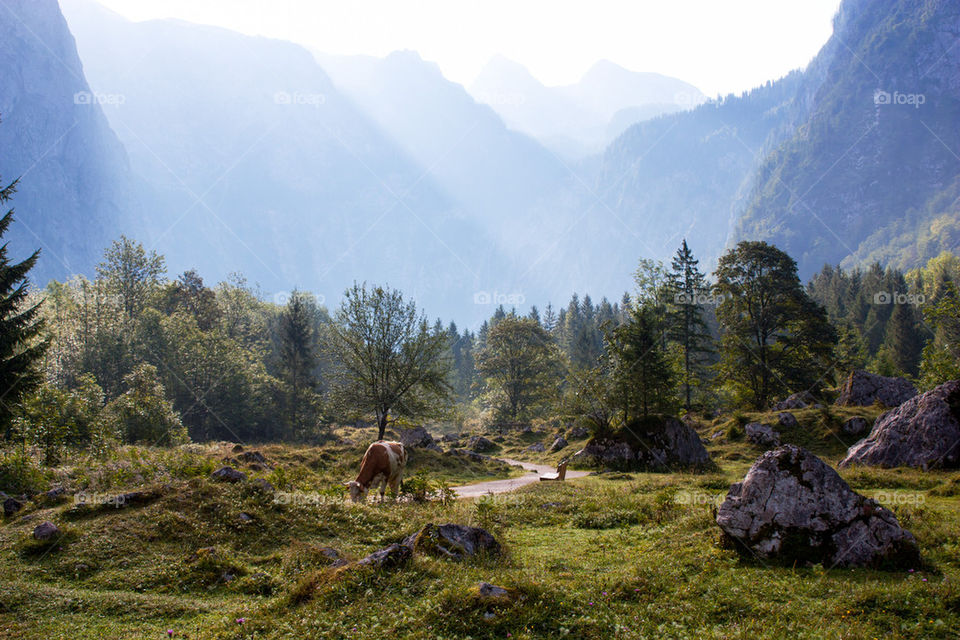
[346, 440, 408, 503]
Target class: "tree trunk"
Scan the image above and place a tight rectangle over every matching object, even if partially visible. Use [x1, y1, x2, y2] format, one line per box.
[377, 411, 388, 440]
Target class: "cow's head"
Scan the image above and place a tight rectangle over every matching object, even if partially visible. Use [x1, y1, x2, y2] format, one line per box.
[345, 480, 367, 503]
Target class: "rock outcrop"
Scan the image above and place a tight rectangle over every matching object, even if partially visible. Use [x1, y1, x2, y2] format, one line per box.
[840, 381, 960, 469]
[836, 370, 917, 408]
[717, 445, 918, 567]
[467, 436, 496, 453]
[404, 523, 501, 560]
[570, 417, 709, 470]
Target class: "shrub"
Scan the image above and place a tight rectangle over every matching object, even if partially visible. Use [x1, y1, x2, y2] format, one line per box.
[105, 364, 188, 446]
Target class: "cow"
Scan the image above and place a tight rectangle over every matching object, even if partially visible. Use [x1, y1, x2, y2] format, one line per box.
[345, 440, 408, 503]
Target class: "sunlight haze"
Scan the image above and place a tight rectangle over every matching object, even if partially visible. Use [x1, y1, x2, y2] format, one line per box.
[92, 0, 841, 96]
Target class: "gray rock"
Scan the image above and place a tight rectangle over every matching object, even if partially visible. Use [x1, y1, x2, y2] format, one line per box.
[477, 582, 509, 599]
[840, 380, 960, 469]
[238, 512, 254, 523]
[572, 417, 709, 470]
[399, 426, 436, 449]
[211, 466, 247, 483]
[842, 416, 870, 436]
[33, 521, 60, 540]
[440, 434, 459, 443]
[773, 391, 817, 411]
[745, 422, 781, 447]
[231, 444, 244, 453]
[355, 543, 412, 569]
[717, 445, 918, 567]
[777, 412, 799, 429]
[251, 478, 275, 493]
[467, 436, 496, 453]
[836, 370, 917, 408]
[525, 442, 546, 453]
[3, 496, 23, 517]
[404, 523, 501, 560]
[550, 436, 568, 452]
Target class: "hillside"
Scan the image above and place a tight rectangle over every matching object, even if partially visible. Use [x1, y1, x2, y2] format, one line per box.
[2, 413, 958, 638]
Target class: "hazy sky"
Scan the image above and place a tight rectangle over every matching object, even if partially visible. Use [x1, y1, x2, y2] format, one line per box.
[92, 0, 841, 96]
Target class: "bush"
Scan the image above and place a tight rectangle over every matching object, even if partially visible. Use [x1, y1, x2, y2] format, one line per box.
[0, 448, 49, 495]
[105, 364, 188, 445]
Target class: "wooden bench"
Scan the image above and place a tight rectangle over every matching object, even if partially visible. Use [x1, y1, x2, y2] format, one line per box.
[539, 460, 568, 481]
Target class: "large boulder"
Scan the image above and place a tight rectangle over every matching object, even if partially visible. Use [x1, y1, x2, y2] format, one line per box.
[3, 495, 23, 517]
[773, 391, 817, 411]
[745, 422, 780, 448]
[467, 436, 496, 453]
[404, 523, 501, 560]
[840, 381, 960, 469]
[571, 417, 709, 470]
[836, 370, 917, 408]
[525, 442, 546, 453]
[717, 445, 918, 567]
[550, 436, 568, 452]
[399, 426, 436, 449]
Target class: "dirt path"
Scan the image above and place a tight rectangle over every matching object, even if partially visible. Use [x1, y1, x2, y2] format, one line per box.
[453, 458, 588, 499]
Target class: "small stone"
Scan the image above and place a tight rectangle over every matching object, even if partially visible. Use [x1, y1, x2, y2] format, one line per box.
[467, 436, 496, 453]
[550, 437, 568, 452]
[745, 422, 780, 448]
[231, 444, 244, 453]
[33, 521, 60, 540]
[3, 496, 23, 517]
[477, 582, 509, 598]
[251, 478, 275, 493]
[842, 416, 870, 436]
[355, 543, 412, 569]
[777, 412, 799, 429]
[211, 467, 247, 483]
[525, 442, 546, 453]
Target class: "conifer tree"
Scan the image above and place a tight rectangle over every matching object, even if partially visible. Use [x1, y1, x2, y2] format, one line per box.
[0, 176, 49, 437]
[665, 239, 713, 411]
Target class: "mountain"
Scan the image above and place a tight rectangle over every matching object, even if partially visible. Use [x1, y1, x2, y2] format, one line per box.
[523, 73, 807, 298]
[469, 56, 707, 157]
[0, 0, 136, 282]
[735, 0, 960, 276]
[60, 0, 519, 322]
[313, 50, 567, 227]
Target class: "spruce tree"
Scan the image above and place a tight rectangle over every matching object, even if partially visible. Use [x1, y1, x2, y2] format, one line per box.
[665, 239, 713, 411]
[0, 176, 49, 436]
[279, 290, 317, 438]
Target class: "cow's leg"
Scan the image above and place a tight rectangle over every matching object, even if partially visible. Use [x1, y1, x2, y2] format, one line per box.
[388, 475, 401, 501]
[378, 477, 387, 503]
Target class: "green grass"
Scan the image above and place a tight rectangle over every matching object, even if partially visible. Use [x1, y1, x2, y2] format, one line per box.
[0, 412, 958, 638]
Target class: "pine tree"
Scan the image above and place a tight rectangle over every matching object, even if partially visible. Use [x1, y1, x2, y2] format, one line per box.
[0, 177, 49, 437]
[882, 301, 924, 377]
[665, 240, 714, 411]
[279, 290, 317, 438]
[607, 304, 675, 420]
